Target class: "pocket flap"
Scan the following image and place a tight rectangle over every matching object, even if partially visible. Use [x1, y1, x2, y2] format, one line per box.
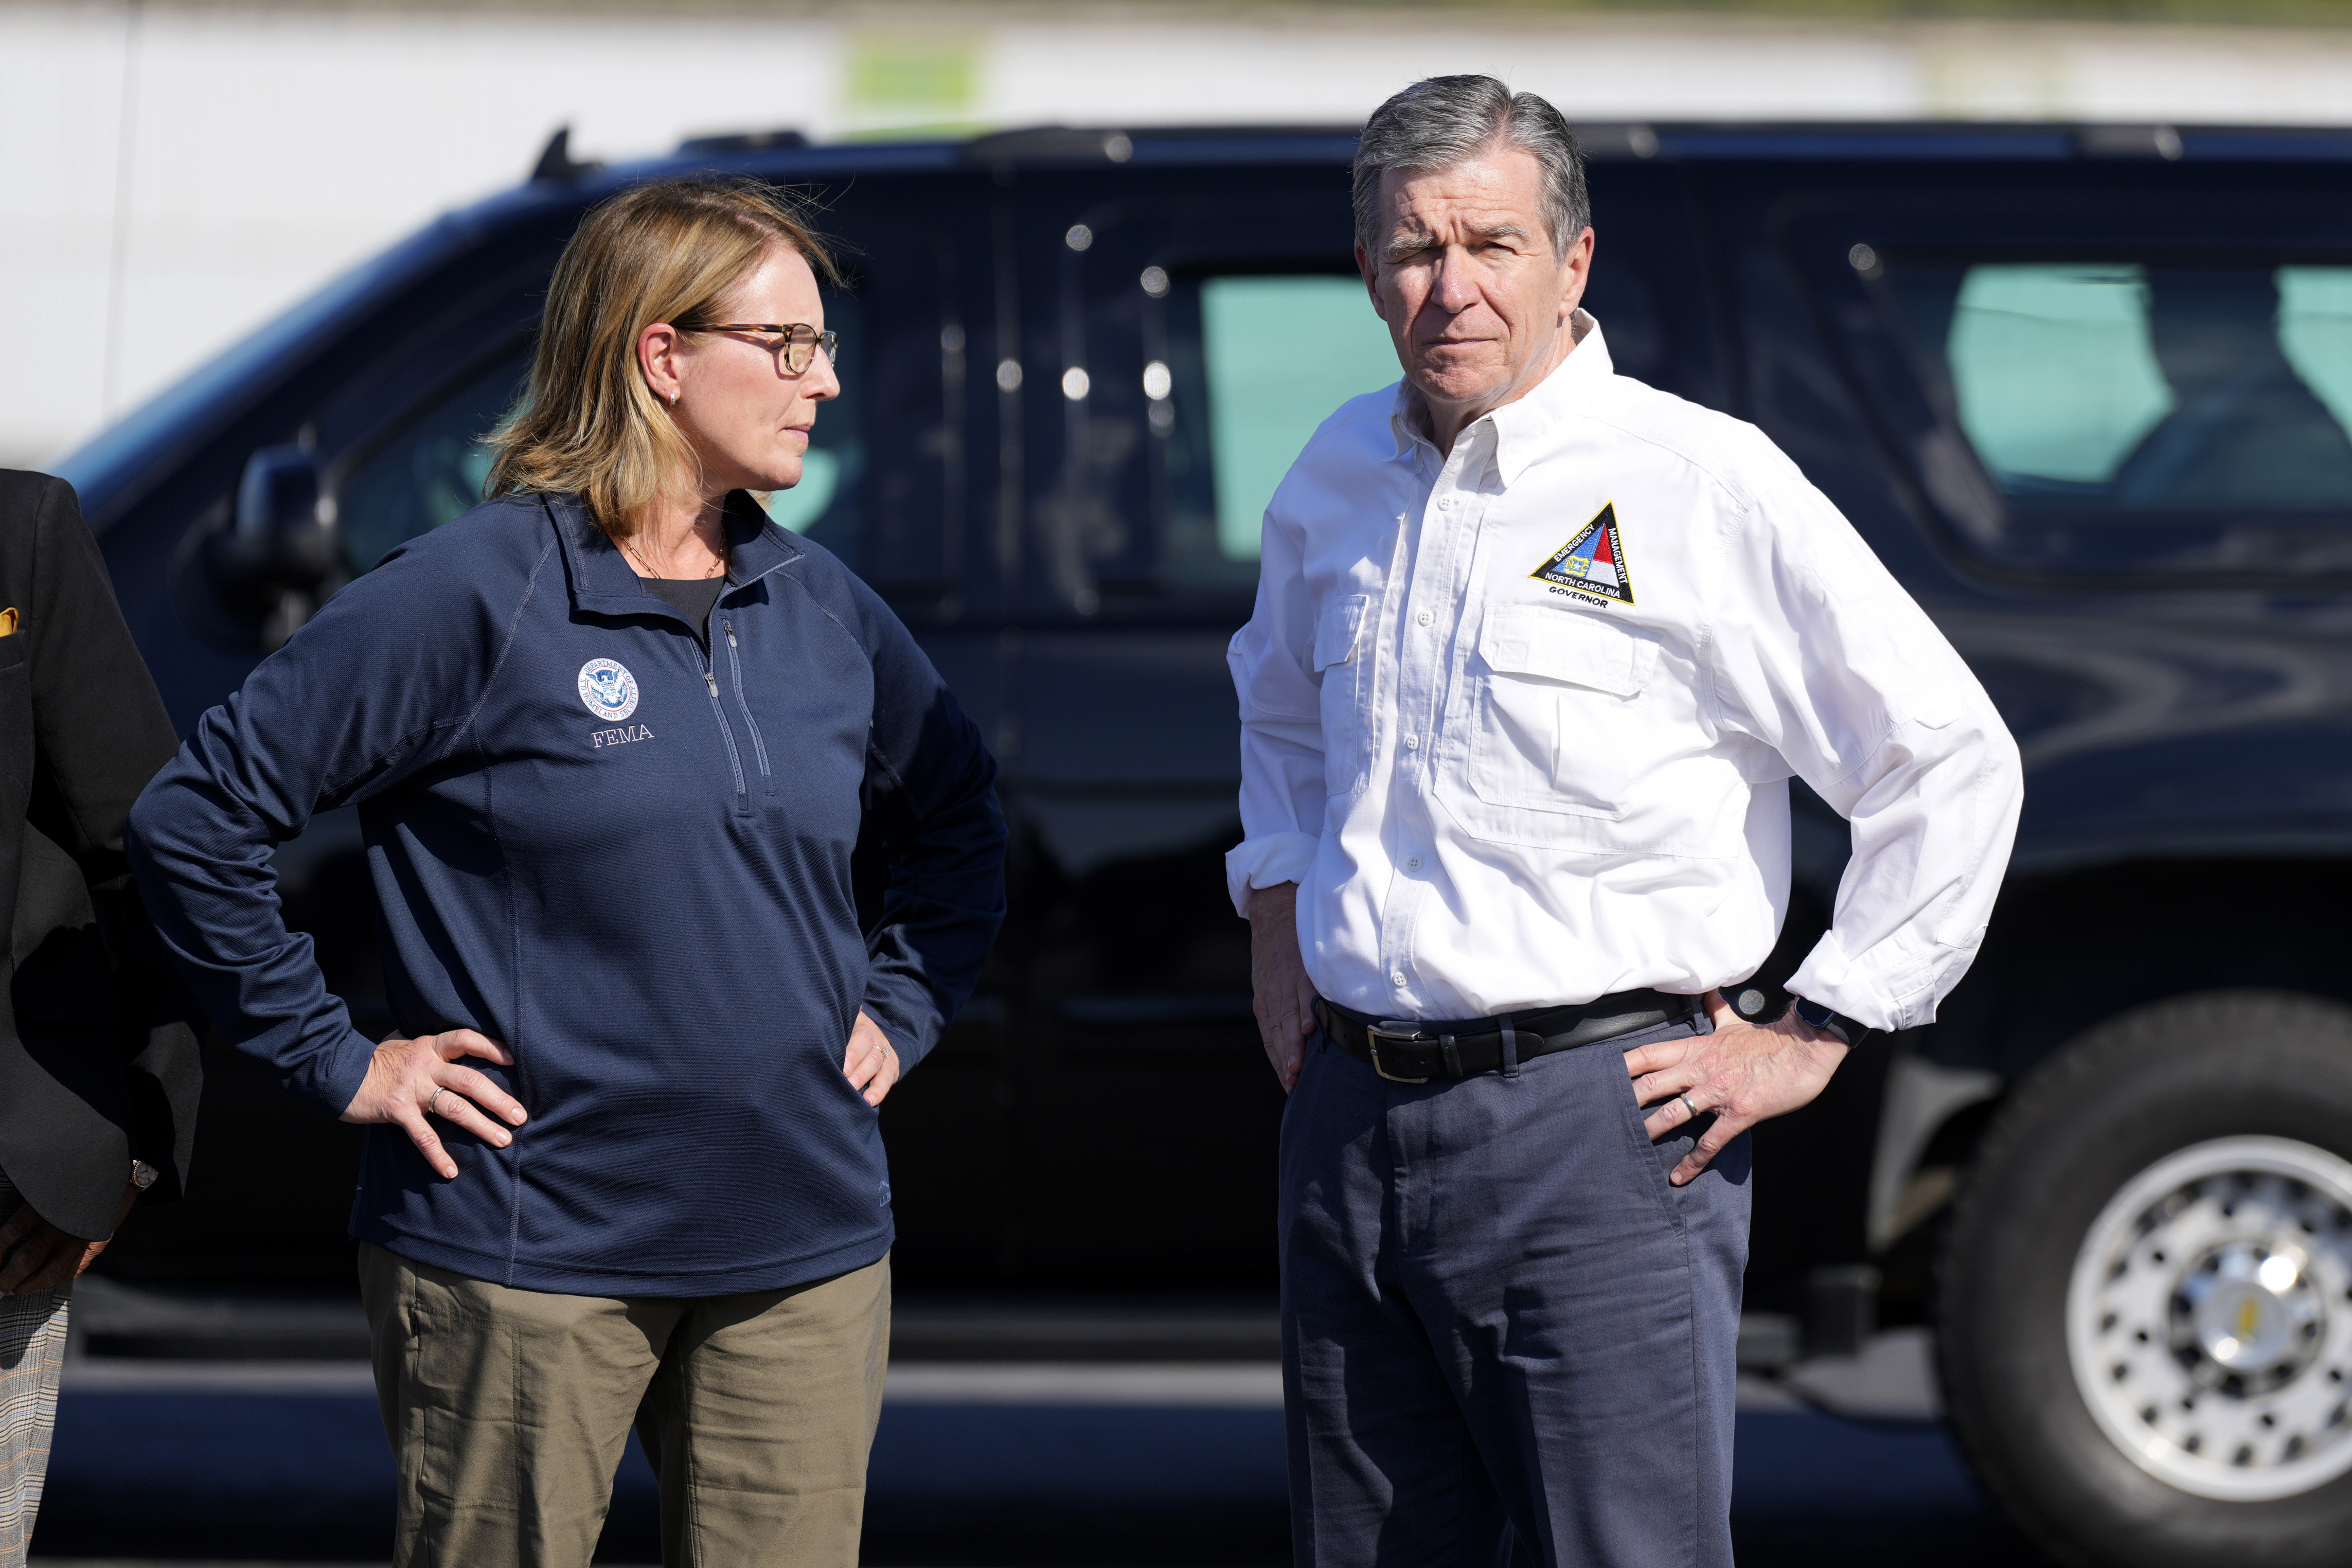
[1313, 595, 1370, 671]
[1480, 604, 1658, 697]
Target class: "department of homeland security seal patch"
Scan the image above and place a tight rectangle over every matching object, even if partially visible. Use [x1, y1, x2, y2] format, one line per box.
[1530, 502, 1634, 605]
[577, 658, 640, 722]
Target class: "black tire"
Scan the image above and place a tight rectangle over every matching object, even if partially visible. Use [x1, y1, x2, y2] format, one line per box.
[1938, 990, 2352, 1568]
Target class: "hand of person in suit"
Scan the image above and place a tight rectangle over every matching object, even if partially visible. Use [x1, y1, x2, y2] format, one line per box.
[0, 1179, 140, 1295]
[341, 1029, 528, 1180]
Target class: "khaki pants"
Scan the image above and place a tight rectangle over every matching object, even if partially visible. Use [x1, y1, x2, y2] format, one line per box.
[358, 1243, 889, 1568]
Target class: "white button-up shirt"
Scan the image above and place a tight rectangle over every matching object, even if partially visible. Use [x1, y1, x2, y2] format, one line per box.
[1224, 314, 2023, 1031]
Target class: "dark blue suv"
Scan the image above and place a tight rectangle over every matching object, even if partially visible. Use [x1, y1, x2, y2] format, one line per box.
[62, 120, 2352, 1567]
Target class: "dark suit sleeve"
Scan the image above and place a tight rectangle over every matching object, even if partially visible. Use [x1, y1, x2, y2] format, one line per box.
[845, 579, 1006, 1072]
[17, 476, 200, 1215]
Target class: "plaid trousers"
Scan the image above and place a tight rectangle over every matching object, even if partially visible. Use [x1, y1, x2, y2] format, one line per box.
[0, 1175, 67, 1568]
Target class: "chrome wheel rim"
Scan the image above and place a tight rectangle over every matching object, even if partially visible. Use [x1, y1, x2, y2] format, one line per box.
[2067, 1135, 2352, 1501]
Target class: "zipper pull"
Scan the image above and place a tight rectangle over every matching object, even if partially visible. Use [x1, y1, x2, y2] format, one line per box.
[703, 671, 719, 697]
[723, 619, 738, 648]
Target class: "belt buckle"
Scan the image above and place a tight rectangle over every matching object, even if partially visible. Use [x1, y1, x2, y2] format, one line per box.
[1366, 1023, 1431, 1084]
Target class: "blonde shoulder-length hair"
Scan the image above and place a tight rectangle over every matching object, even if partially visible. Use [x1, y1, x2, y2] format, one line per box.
[483, 176, 841, 538]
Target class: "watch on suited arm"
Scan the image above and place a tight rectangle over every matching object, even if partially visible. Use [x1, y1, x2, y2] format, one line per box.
[1788, 995, 1879, 1048]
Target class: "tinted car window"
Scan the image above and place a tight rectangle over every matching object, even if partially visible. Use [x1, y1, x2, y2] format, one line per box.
[1910, 262, 2352, 511]
[1197, 275, 1397, 560]
[1937, 265, 2174, 489]
[1155, 272, 1397, 589]
[1874, 257, 2352, 575]
[331, 296, 864, 575]
[335, 350, 528, 574]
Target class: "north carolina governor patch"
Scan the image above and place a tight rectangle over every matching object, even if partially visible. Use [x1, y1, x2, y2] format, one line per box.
[1529, 502, 1634, 605]
[577, 658, 640, 722]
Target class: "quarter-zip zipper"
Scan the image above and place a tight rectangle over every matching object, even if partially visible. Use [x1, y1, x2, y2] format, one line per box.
[721, 618, 774, 794]
[696, 639, 749, 807]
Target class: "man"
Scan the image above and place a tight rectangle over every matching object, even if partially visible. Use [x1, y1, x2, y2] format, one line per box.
[2114, 266, 2352, 508]
[0, 470, 199, 1567]
[1228, 77, 2022, 1567]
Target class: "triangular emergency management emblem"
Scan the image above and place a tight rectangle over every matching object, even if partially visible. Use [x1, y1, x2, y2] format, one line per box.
[1529, 502, 1634, 605]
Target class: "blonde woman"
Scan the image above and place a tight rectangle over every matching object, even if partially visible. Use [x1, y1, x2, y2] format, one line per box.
[127, 177, 1006, 1568]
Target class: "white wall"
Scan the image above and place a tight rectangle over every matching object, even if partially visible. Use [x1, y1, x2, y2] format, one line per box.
[9, 2, 2352, 467]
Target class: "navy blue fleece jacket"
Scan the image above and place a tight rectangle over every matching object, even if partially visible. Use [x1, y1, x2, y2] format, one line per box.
[127, 493, 1005, 1295]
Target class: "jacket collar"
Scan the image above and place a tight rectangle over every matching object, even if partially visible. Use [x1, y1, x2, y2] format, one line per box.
[1387, 309, 1614, 485]
[550, 490, 802, 620]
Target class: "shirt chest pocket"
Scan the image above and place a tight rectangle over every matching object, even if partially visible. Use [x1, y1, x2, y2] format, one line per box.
[1468, 605, 1663, 819]
[1312, 594, 1374, 796]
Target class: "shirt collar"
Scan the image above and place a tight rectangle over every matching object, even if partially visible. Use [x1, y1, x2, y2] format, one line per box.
[553, 490, 801, 618]
[1386, 309, 1614, 484]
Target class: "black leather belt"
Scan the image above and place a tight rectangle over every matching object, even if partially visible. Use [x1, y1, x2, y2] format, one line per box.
[1315, 990, 1697, 1083]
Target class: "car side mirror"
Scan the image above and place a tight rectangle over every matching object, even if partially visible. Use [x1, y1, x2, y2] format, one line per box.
[208, 444, 337, 647]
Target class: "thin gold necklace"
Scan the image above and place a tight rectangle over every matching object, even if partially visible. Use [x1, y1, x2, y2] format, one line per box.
[622, 532, 726, 581]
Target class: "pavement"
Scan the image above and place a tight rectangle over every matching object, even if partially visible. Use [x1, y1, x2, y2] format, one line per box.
[25, 1327, 2039, 1566]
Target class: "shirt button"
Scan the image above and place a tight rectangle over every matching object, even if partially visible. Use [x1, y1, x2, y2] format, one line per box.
[1402, 734, 1419, 751]
[1416, 610, 1433, 627]
[1407, 855, 1422, 871]
[1391, 971, 1407, 988]
[1436, 496, 1453, 510]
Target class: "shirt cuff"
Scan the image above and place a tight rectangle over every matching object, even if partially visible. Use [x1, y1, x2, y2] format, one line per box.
[1224, 831, 1321, 918]
[1786, 931, 1927, 1035]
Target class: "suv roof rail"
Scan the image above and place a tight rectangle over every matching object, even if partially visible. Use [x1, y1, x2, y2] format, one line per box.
[2075, 123, 2186, 160]
[678, 128, 812, 157]
[959, 126, 1138, 166]
[1576, 123, 1663, 161]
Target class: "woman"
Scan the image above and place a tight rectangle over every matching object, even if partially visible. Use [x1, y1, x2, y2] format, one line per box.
[127, 177, 1006, 1568]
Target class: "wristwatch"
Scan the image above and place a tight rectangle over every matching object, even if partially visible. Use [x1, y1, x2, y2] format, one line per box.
[1790, 996, 1877, 1048]
[130, 1159, 158, 1191]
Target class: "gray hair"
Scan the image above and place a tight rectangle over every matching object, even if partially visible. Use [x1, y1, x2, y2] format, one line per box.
[1352, 76, 1589, 264]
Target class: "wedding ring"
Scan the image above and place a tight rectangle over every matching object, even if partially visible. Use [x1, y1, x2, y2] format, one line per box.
[1678, 1093, 1703, 1122]
[427, 1088, 449, 1119]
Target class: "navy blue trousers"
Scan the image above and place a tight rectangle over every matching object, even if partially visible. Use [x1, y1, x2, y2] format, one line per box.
[1278, 1011, 1751, 1568]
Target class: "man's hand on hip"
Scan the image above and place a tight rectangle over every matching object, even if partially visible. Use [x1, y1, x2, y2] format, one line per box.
[1625, 990, 1849, 1186]
[1247, 882, 1318, 1094]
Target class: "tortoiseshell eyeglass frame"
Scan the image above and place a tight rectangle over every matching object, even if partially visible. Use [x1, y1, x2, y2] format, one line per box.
[693, 323, 840, 376]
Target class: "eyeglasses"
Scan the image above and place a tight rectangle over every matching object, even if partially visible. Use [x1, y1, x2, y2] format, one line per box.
[693, 322, 839, 376]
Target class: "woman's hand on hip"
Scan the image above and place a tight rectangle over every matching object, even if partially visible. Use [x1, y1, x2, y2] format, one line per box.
[844, 1010, 900, 1107]
[1623, 990, 1848, 1187]
[340, 1029, 527, 1179]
